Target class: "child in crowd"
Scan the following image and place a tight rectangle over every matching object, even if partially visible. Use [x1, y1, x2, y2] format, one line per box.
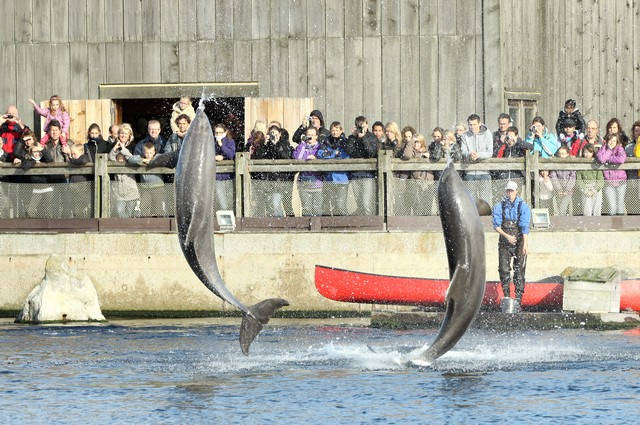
[170, 97, 195, 134]
[537, 170, 555, 211]
[550, 145, 576, 215]
[28, 95, 70, 145]
[293, 126, 323, 216]
[454, 122, 467, 145]
[559, 118, 587, 157]
[597, 133, 627, 215]
[555, 99, 586, 136]
[85, 123, 113, 162]
[576, 144, 604, 216]
[109, 124, 140, 217]
[128, 142, 166, 216]
[317, 121, 349, 216]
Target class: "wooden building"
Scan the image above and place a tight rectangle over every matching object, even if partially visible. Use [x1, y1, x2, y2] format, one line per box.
[0, 0, 638, 137]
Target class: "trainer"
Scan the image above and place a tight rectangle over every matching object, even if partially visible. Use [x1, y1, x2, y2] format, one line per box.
[492, 181, 531, 305]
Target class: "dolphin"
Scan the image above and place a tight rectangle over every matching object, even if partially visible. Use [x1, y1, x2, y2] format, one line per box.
[175, 106, 289, 355]
[410, 162, 486, 365]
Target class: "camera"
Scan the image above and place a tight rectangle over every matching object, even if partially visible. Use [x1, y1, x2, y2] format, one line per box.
[301, 134, 308, 142]
[530, 125, 537, 133]
[4, 114, 13, 119]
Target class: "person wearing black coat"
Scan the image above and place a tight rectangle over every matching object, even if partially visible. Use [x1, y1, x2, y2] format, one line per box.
[492, 126, 528, 181]
[555, 99, 587, 136]
[250, 127, 293, 217]
[292, 109, 330, 145]
[345, 116, 378, 215]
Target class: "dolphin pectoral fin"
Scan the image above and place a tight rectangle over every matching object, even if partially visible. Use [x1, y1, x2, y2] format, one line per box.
[239, 298, 290, 355]
[475, 198, 492, 216]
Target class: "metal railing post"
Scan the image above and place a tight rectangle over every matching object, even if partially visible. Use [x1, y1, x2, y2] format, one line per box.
[95, 153, 110, 217]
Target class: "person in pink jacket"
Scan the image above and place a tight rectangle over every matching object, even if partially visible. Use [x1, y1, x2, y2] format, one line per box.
[596, 133, 627, 215]
[28, 95, 70, 145]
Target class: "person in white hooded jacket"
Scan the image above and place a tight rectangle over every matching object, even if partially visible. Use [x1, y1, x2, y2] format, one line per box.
[461, 113, 494, 203]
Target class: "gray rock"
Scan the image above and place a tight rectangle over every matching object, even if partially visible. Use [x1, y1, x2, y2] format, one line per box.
[16, 255, 105, 323]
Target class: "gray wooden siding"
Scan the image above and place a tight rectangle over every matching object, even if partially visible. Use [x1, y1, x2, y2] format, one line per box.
[0, 0, 490, 134]
[502, 0, 640, 133]
[4, 0, 637, 137]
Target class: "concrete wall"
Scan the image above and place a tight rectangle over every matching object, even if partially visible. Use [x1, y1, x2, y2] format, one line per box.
[2, 230, 639, 312]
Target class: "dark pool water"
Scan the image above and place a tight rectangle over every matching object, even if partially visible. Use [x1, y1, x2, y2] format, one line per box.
[1, 318, 639, 424]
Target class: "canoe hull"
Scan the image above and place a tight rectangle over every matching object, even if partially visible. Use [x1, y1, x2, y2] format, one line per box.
[315, 265, 640, 312]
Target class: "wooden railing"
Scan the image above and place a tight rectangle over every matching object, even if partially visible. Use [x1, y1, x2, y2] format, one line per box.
[1, 151, 639, 221]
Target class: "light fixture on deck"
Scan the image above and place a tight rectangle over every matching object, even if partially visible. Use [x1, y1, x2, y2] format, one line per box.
[531, 208, 550, 229]
[215, 210, 236, 232]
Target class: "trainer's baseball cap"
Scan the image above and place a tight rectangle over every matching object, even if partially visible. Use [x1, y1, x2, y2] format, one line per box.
[505, 181, 518, 191]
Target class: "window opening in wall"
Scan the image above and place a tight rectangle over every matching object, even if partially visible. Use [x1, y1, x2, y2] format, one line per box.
[116, 97, 245, 144]
[506, 98, 538, 132]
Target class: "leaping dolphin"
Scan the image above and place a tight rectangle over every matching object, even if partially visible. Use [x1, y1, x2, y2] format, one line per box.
[175, 106, 289, 355]
[410, 162, 486, 365]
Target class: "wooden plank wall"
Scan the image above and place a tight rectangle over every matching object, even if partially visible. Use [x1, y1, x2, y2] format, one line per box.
[501, 0, 640, 134]
[0, 0, 490, 138]
[244, 97, 313, 141]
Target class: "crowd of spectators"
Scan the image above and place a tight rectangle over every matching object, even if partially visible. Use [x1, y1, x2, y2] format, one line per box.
[1, 95, 640, 218]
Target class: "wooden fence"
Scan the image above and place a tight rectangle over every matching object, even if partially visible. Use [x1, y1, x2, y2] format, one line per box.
[1, 152, 640, 227]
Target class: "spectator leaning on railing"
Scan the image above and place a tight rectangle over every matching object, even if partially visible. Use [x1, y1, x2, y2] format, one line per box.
[550, 145, 576, 216]
[460, 113, 493, 202]
[576, 144, 604, 216]
[597, 133, 627, 215]
[109, 124, 140, 218]
[134, 120, 165, 156]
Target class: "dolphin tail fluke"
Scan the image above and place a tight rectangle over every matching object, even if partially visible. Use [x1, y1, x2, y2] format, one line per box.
[239, 298, 289, 355]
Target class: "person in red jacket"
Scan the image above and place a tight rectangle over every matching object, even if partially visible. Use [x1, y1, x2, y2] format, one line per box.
[559, 118, 587, 157]
[0, 105, 30, 160]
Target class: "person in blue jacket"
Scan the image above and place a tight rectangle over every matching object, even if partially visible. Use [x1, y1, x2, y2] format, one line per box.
[492, 180, 532, 308]
[317, 121, 350, 216]
[525, 116, 559, 158]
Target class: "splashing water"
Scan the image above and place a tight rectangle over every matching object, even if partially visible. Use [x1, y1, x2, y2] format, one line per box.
[2, 320, 639, 424]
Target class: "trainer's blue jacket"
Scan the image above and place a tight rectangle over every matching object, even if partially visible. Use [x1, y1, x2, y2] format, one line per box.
[492, 196, 531, 234]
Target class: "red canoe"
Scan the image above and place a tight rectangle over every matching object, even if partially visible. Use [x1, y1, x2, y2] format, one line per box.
[315, 265, 640, 312]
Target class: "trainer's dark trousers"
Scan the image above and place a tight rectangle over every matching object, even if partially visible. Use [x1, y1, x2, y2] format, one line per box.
[498, 222, 527, 300]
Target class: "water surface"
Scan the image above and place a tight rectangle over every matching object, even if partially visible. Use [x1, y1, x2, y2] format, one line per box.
[1, 318, 639, 424]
